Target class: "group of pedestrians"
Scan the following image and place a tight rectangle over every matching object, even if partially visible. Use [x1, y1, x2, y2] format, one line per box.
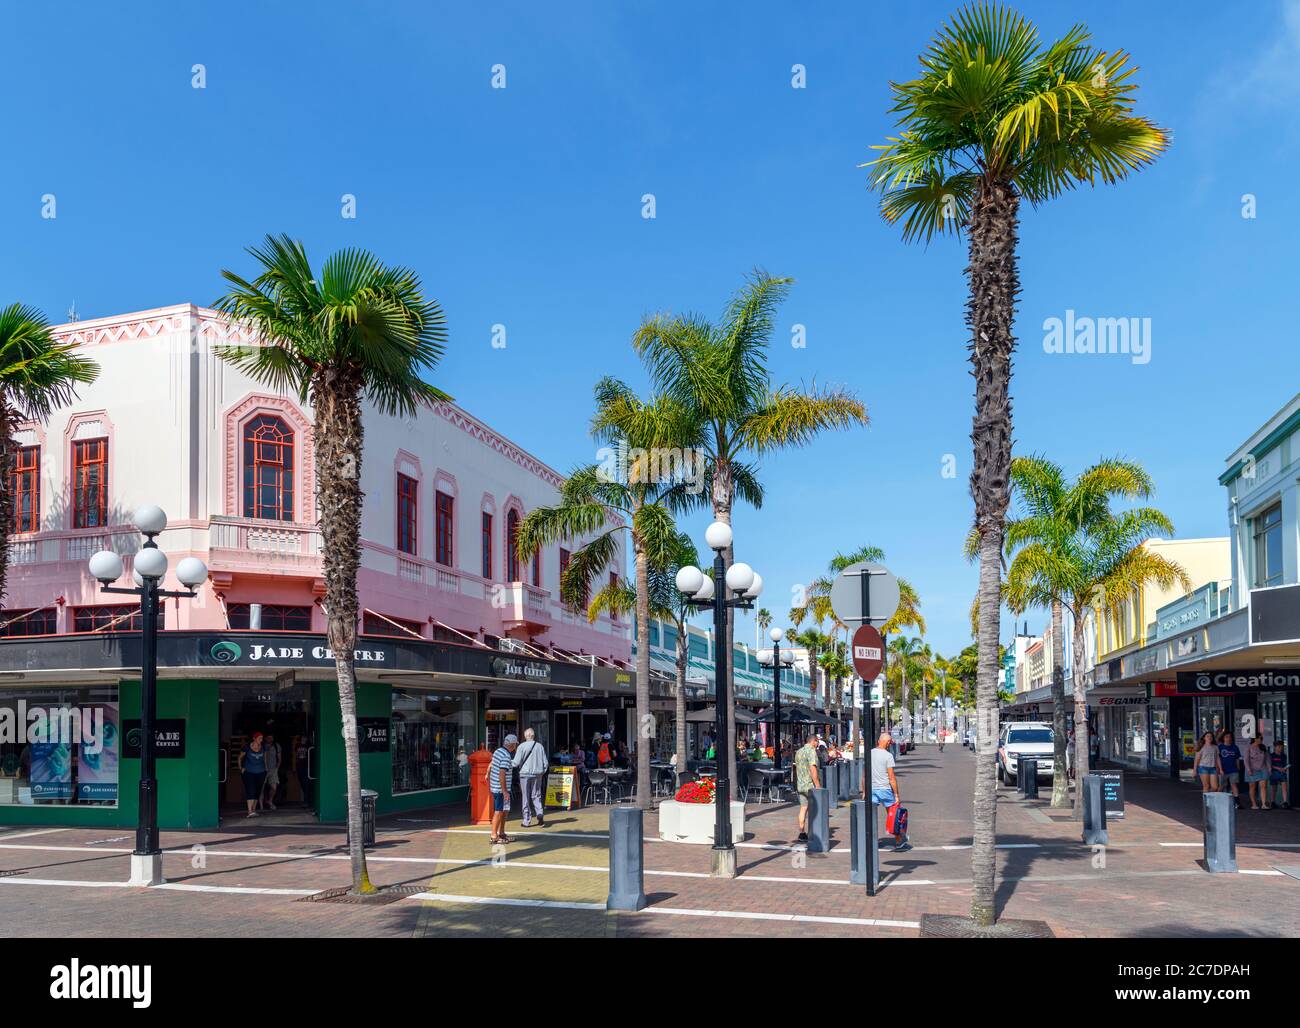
[1194, 730, 1290, 809]
[236, 731, 311, 817]
[487, 728, 552, 844]
[790, 729, 911, 851]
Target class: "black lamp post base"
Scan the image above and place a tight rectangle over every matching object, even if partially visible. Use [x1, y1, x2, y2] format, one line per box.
[710, 846, 737, 879]
[128, 852, 165, 887]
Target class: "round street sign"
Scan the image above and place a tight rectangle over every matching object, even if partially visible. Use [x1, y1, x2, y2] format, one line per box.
[830, 561, 900, 628]
[851, 624, 885, 681]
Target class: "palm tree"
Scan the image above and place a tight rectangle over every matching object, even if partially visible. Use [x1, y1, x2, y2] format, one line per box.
[588, 529, 701, 775]
[0, 304, 99, 602]
[633, 270, 868, 786]
[1003, 454, 1188, 816]
[214, 235, 449, 894]
[867, 3, 1168, 927]
[887, 636, 929, 740]
[519, 379, 697, 809]
[755, 607, 772, 650]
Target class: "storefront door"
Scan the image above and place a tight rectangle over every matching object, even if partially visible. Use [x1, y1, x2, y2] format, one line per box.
[218, 682, 317, 819]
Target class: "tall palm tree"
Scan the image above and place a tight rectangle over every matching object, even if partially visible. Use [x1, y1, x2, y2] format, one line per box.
[755, 607, 772, 650]
[1003, 454, 1188, 816]
[633, 270, 868, 785]
[588, 529, 701, 775]
[888, 635, 929, 739]
[0, 304, 99, 602]
[519, 379, 697, 809]
[867, 3, 1168, 927]
[215, 235, 449, 895]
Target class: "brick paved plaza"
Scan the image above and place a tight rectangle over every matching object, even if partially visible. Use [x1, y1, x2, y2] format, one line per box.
[2, 746, 1296, 938]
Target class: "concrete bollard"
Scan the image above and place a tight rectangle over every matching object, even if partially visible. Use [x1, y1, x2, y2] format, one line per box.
[1081, 772, 1107, 846]
[606, 806, 647, 910]
[849, 798, 878, 889]
[1021, 759, 1039, 799]
[807, 787, 831, 853]
[839, 760, 853, 801]
[1203, 792, 1237, 873]
[824, 763, 839, 810]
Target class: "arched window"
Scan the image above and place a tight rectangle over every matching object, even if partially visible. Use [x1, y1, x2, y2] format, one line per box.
[506, 509, 520, 582]
[243, 415, 294, 521]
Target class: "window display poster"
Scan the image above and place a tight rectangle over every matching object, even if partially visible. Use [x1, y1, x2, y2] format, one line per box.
[29, 709, 73, 801]
[76, 702, 119, 802]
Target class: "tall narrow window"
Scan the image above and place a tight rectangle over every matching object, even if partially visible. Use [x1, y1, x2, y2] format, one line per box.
[9, 445, 39, 533]
[1253, 504, 1283, 587]
[396, 473, 418, 555]
[481, 512, 493, 579]
[506, 509, 520, 581]
[435, 491, 454, 567]
[243, 415, 294, 521]
[72, 438, 108, 529]
[531, 549, 541, 588]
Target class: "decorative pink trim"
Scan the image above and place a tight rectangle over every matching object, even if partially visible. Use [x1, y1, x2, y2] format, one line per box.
[434, 403, 565, 490]
[11, 420, 47, 535]
[222, 393, 314, 520]
[480, 492, 496, 515]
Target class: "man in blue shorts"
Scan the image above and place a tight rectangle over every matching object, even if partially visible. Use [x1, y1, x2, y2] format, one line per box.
[870, 732, 910, 851]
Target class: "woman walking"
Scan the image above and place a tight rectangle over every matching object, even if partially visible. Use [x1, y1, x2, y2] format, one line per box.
[238, 732, 268, 818]
[1243, 735, 1270, 809]
[1195, 731, 1220, 793]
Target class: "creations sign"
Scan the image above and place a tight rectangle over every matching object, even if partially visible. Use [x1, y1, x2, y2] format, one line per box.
[1176, 669, 1300, 694]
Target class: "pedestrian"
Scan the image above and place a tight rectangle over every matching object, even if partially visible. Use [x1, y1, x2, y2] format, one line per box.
[488, 733, 518, 844]
[1243, 735, 1270, 810]
[262, 731, 281, 811]
[237, 732, 267, 818]
[871, 732, 910, 851]
[294, 735, 311, 808]
[512, 727, 549, 828]
[794, 731, 821, 843]
[1194, 731, 1220, 793]
[938, 728, 946, 753]
[597, 734, 613, 766]
[1269, 740, 1290, 809]
[1218, 730, 1243, 807]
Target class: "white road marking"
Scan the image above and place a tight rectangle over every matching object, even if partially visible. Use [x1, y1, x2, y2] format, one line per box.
[0, 828, 70, 840]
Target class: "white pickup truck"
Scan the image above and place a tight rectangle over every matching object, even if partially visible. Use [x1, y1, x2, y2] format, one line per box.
[996, 722, 1058, 786]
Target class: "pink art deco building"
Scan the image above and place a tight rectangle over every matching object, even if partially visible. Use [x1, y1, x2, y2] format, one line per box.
[0, 305, 635, 828]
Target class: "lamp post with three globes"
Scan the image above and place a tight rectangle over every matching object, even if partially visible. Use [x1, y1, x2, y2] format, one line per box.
[674, 520, 762, 879]
[757, 627, 795, 770]
[88, 505, 208, 886]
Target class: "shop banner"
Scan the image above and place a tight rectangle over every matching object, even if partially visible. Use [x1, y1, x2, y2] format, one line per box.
[123, 719, 187, 759]
[357, 717, 390, 753]
[544, 766, 576, 809]
[1176, 669, 1300, 694]
[76, 702, 119, 802]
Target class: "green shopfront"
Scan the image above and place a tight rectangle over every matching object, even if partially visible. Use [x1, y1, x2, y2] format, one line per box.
[0, 631, 606, 829]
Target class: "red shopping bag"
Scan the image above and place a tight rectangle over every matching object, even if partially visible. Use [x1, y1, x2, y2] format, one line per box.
[886, 803, 908, 836]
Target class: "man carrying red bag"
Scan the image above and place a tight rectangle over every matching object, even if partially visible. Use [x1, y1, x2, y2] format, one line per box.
[870, 732, 911, 852]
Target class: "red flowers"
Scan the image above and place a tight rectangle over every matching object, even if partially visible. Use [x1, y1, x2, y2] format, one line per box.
[675, 778, 716, 804]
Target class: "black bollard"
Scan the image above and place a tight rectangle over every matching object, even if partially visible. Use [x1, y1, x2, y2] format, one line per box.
[849, 798, 878, 891]
[606, 806, 647, 910]
[1203, 792, 1237, 873]
[840, 760, 853, 801]
[807, 787, 831, 853]
[1082, 772, 1107, 846]
[1021, 759, 1039, 799]
[824, 763, 839, 810]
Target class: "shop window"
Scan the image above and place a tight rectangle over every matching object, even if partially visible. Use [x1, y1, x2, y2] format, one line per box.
[71, 438, 108, 529]
[72, 605, 163, 633]
[226, 603, 312, 631]
[506, 509, 520, 582]
[531, 549, 540, 588]
[0, 607, 57, 637]
[390, 689, 475, 793]
[0, 687, 119, 807]
[242, 415, 295, 521]
[362, 612, 423, 638]
[396, 473, 418, 555]
[481, 511, 493, 579]
[435, 490, 454, 567]
[1253, 503, 1283, 587]
[8, 445, 39, 533]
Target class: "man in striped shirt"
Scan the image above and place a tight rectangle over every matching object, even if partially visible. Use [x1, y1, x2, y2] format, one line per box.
[489, 734, 518, 844]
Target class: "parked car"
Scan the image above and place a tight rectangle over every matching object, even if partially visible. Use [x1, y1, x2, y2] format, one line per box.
[997, 722, 1056, 786]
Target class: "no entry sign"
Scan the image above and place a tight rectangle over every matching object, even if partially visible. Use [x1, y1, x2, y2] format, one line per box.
[851, 624, 885, 681]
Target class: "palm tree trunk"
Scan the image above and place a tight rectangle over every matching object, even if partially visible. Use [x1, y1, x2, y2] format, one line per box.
[1071, 607, 1091, 819]
[1049, 598, 1069, 807]
[0, 405, 13, 605]
[314, 373, 373, 894]
[634, 542, 652, 810]
[967, 174, 1019, 927]
[675, 624, 688, 776]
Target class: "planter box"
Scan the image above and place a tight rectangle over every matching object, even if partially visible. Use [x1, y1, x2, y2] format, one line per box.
[658, 799, 746, 844]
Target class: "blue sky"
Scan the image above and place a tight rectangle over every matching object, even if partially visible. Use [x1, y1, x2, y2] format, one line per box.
[3, 0, 1298, 658]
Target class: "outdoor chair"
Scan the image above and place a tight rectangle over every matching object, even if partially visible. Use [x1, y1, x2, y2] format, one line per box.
[584, 770, 610, 805]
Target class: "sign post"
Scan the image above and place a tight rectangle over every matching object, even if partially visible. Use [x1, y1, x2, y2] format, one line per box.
[831, 561, 900, 898]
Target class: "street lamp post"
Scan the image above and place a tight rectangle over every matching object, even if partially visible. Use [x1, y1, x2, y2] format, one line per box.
[757, 627, 795, 770]
[675, 521, 762, 879]
[88, 506, 208, 887]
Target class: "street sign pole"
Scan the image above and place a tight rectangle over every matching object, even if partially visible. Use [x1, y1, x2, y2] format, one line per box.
[860, 571, 877, 897]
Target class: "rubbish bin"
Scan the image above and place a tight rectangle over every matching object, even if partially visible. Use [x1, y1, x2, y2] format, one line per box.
[345, 789, 379, 848]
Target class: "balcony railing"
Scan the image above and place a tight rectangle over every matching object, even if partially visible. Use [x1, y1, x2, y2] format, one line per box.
[209, 516, 322, 565]
[6, 527, 140, 568]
